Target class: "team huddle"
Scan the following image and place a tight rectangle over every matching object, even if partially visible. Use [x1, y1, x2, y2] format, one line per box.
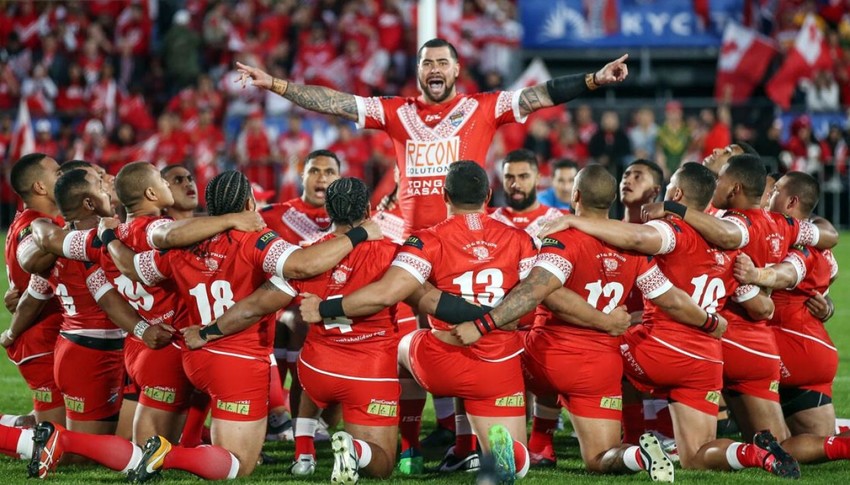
[1, 37, 848, 485]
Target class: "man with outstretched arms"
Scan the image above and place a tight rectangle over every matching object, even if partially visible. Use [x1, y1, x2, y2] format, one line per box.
[236, 38, 628, 234]
[98, 171, 383, 481]
[545, 163, 801, 477]
[24, 161, 265, 448]
[181, 178, 403, 483]
[3, 153, 65, 424]
[452, 165, 726, 482]
[300, 162, 539, 483]
[643, 154, 838, 443]
[734, 172, 850, 464]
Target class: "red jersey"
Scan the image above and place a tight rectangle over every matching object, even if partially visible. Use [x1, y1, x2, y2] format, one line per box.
[372, 207, 406, 245]
[640, 218, 760, 361]
[533, 229, 672, 352]
[771, 246, 837, 330]
[391, 213, 537, 360]
[28, 253, 121, 337]
[292, 235, 400, 379]
[260, 198, 331, 246]
[135, 230, 299, 361]
[489, 205, 564, 238]
[5, 210, 64, 363]
[356, 91, 527, 233]
[720, 208, 818, 324]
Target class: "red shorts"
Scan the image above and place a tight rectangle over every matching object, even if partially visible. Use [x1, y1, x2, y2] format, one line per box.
[127, 340, 193, 412]
[54, 336, 125, 421]
[298, 358, 399, 426]
[523, 330, 622, 420]
[405, 330, 525, 418]
[722, 324, 781, 401]
[620, 326, 723, 416]
[182, 349, 269, 422]
[774, 327, 838, 396]
[17, 354, 63, 412]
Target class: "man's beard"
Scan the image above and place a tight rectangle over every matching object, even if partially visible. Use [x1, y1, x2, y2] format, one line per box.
[507, 190, 537, 211]
[419, 78, 455, 104]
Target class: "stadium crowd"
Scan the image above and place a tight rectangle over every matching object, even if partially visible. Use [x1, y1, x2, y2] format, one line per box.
[1, 1, 849, 485]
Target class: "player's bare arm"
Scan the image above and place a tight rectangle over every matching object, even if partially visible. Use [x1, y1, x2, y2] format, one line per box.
[102, 238, 142, 283]
[651, 286, 726, 338]
[1, 290, 47, 348]
[150, 210, 266, 249]
[806, 291, 835, 321]
[734, 252, 797, 289]
[18, 219, 61, 273]
[567, 216, 665, 255]
[518, 54, 628, 118]
[543, 288, 631, 336]
[183, 279, 294, 350]
[97, 289, 174, 349]
[811, 216, 839, 250]
[282, 220, 382, 279]
[739, 289, 775, 321]
[235, 61, 358, 122]
[3, 285, 20, 313]
[643, 201, 743, 249]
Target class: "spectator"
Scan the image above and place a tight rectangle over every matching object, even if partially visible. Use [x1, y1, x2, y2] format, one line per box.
[550, 124, 590, 165]
[588, 110, 632, 177]
[55, 63, 88, 121]
[656, 100, 690, 180]
[33, 119, 58, 158]
[329, 122, 371, 179]
[628, 107, 658, 160]
[0, 58, 21, 112]
[235, 110, 279, 193]
[800, 70, 841, 112]
[575, 104, 598, 145]
[753, 119, 784, 171]
[538, 159, 579, 211]
[150, 113, 192, 169]
[36, 34, 70, 86]
[700, 106, 732, 159]
[162, 9, 202, 93]
[21, 64, 57, 116]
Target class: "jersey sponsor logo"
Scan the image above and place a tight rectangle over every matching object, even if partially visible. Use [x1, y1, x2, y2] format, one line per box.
[472, 245, 490, 260]
[366, 399, 398, 417]
[769, 380, 780, 394]
[143, 386, 176, 404]
[205, 258, 219, 271]
[603, 257, 619, 272]
[216, 399, 251, 416]
[17, 225, 32, 242]
[540, 237, 564, 249]
[424, 114, 441, 122]
[712, 250, 728, 267]
[255, 230, 279, 250]
[705, 391, 721, 405]
[404, 136, 459, 177]
[403, 236, 424, 250]
[494, 393, 525, 408]
[449, 112, 464, 127]
[64, 395, 85, 413]
[724, 210, 751, 226]
[599, 396, 623, 411]
[332, 269, 347, 285]
[32, 389, 53, 403]
[406, 178, 444, 196]
[766, 234, 784, 259]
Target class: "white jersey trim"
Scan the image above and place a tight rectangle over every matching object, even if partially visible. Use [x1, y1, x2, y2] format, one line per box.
[783, 252, 807, 289]
[509, 90, 528, 123]
[777, 328, 837, 352]
[721, 338, 780, 359]
[645, 220, 676, 255]
[648, 335, 724, 364]
[62, 328, 128, 339]
[9, 351, 54, 366]
[391, 253, 432, 284]
[479, 347, 525, 363]
[299, 356, 398, 382]
[732, 284, 760, 303]
[63, 229, 93, 261]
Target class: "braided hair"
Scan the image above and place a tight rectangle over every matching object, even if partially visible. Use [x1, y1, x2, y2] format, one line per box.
[206, 171, 251, 216]
[325, 177, 370, 227]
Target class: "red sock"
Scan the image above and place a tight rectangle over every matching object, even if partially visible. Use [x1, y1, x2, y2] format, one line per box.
[635, 447, 645, 469]
[527, 417, 557, 453]
[734, 443, 769, 469]
[399, 399, 425, 452]
[437, 415, 456, 432]
[269, 366, 286, 410]
[295, 435, 316, 458]
[455, 433, 477, 457]
[60, 430, 138, 472]
[622, 403, 645, 445]
[179, 393, 210, 448]
[654, 405, 675, 438]
[513, 441, 528, 477]
[0, 424, 23, 458]
[824, 436, 850, 460]
[352, 440, 362, 457]
[163, 444, 238, 479]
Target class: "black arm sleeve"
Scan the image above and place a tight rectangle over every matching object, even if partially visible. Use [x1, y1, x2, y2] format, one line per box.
[434, 293, 492, 324]
[546, 73, 589, 105]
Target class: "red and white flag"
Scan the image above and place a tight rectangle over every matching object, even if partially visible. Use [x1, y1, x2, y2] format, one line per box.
[715, 22, 777, 103]
[509, 58, 552, 91]
[9, 99, 35, 161]
[766, 14, 833, 110]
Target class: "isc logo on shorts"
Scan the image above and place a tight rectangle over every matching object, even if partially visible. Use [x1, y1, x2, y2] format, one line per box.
[32, 389, 53, 403]
[599, 396, 623, 411]
[404, 137, 459, 177]
[367, 399, 398, 417]
[144, 387, 176, 404]
[769, 381, 780, 393]
[216, 399, 250, 416]
[705, 391, 721, 405]
[494, 393, 525, 408]
[64, 396, 85, 413]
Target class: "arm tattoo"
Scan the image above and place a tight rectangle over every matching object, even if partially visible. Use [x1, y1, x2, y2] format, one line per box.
[261, 280, 285, 293]
[491, 268, 554, 327]
[517, 85, 553, 117]
[284, 84, 358, 122]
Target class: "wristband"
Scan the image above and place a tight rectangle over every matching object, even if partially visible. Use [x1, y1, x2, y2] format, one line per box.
[271, 77, 288, 96]
[823, 300, 835, 322]
[663, 201, 688, 219]
[198, 322, 223, 341]
[133, 321, 150, 339]
[318, 298, 345, 319]
[101, 228, 118, 246]
[700, 313, 719, 333]
[472, 313, 497, 336]
[345, 226, 368, 247]
[545, 73, 589, 105]
[434, 293, 491, 324]
[586, 72, 600, 90]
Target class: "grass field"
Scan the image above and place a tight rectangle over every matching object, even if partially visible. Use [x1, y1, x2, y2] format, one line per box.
[0, 231, 848, 484]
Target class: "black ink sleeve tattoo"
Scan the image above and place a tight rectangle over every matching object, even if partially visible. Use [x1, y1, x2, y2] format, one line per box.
[284, 84, 359, 122]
